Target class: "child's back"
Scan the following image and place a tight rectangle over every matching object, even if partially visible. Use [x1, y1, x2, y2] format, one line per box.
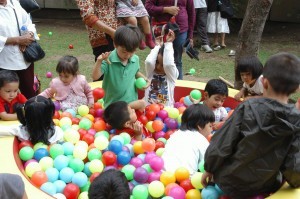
[203, 52, 300, 198]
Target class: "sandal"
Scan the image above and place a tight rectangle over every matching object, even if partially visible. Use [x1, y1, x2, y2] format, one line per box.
[213, 45, 221, 51]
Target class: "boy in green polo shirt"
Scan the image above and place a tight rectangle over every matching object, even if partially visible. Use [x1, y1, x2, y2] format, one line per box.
[92, 24, 150, 108]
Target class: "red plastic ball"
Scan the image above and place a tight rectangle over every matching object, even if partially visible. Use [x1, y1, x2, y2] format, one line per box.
[102, 151, 117, 166]
[180, 179, 194, 192]
[53, 110, 60, 119]
[89, 172, 100, 183]
[93, 88, 105, 101]
[71, 117, 80, 125]
[31, 171, 48, 187]
[63, 183, 80, 199]
[82, 133, 95, 145]
[164, 130, 175, 140]
[155, 141, 165, 151]
[138, 115, 149, 125]
[18, 140, 33, 150]
[78, 129, 88, 139]
[146, 110, 156, 121]
[94, 120, 106, 132]
[94, 102, 102, 110]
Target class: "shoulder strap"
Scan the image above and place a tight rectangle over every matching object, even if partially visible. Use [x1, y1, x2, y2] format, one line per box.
[10, 0, 21, 36]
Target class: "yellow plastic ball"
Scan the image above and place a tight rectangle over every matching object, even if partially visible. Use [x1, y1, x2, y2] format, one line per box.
[73, 146, 88, 160]
[94, 136, 109, 150]
[39, 157, 53, 171]
[145, 121, 155, 133]
[186, 189, 201, 199]
[25, 162, 42, 178]
[156, 148, 165, 157]
[175, 167, 190, 182]
[78, 105, 89, 116]
[78, 191, 89, 199]
[59, 117, 72, 127]
[75, 141, 89, 150]
[191, 172, 203, 189]
[168, 108, 179, 119]
[148, 181, 165, 198]
[72, 124, 79, 131]
[89, 159, 104, 173]
[33, 142, 48, 151]
[64, 129, 80, 144]
[160, 171, 176, 186]
[53, 119, 60, 126]
[133, 141, 144, 154]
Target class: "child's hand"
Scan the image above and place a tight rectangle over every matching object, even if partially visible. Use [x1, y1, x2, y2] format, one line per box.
[132, 121, 143, 140]
[201, 171, 213, 188]
[97, 52, 111, 64]
[142, 79, 151, 90]
[88, 103, 94, 109]
[49, 88, 57, 96]
[234, 92, 243, 101]
[131, 0, 138, 6]
[155, 36, 164, 46]
[108, 0, 114, 7]
[166, 30, 175, 43]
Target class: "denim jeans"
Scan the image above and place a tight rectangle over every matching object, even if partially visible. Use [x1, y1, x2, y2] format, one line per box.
[173, 31, 188, 80]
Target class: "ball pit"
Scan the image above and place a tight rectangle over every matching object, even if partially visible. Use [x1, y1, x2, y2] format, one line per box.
[0, 81, 298, 199]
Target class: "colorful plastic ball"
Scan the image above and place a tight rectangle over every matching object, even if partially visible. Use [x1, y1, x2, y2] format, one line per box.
[190, 89, 202, 100]
[41, 182, 56, 195]
[62, 142, 74, 156]
[130, 157, 143, 168]
[39, 156, 54, 171]
[31, 171, 48, 187]
[73, 146, 87, 160]
[53, 180, 66, 193]
[149, 156, 164, 172]
[144, 152, 156, 164]
[162, 197, 175, 199]
[53, 155, 69, 171]
[89, 159, 104, 173]
[156, 148, 165, 157]
[152, 120, 164, 132]
[93, 88, 105, 100]
[132, 184, 149, 199]
[147, 171, 162, 183]
[146, 121, 155, 133]
[53, 101, 61, 111]
[160, 171, 176, 186]
[25, 162, 41, 178]
[154, 131, 165, 140]
[186, 189, 201, 199]
[52, 193, 66, 199]
[142, 163, 153, 173]
[157, 109, 168, 120]
[168, 186, 186, 199]
[133, 141, 145, 154]
[102, 151, 117, 166]
[78, 191, 89, 199]
[19, 146, 34, 161]
[145, 110, 156, 121]
[19, 140, 33, 150]
[88, 148, 102, 161]
[50, 144, 64, 159]
[157, 137, 167, 144]
[184, 95, 193, 106]
[180, 179, 194, 192]
[168, 108, 180, 119]
[78, 105, 89, 116]
[191, 172, 203, 189]
[199, 159, 205, 172]
[64, 129, 80, 144]
[121, 164, 136, 180]
[165, 183, 179, 195]
[80, 181, 90, 193]
[141, 138, 156, 152]
[117, 151, 131, 165]
[138, 115, 148, 125]
[45, 167, 59, 182]
[133, 167, 149, 183]
[59, 167, 75, 183]
[72, 172, 88, 188]
[119, 132, 131, 145]
[148, 104, 161, 114]
[94, 136, 109, 150]
[148, 180, 165, 198]
[79, 118, 92, 130]
[215, 184, 225, 195]
[24, 159, 37, 168]
[166, 118, 178, 129]
[63, 183, 80, 199]
[189, 68, 195, 74]
[69, 158, 84, 172]
[89, 172, 100, 183]
[175, 167, 190, 182]
[155, 140, 165, 151]
[33, 148, 49, 161]
[93, 120, 106, 131]
[59, 117, 72, 127]
[108, 140, 123, 154]
[135, 77, 147, 89]
[111, 135, 125, 145]
[201, 185, 220, 199]
[95, 108, 104, 118]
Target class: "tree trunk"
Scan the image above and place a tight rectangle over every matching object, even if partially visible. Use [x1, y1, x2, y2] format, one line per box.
[234, 0, 273, 89]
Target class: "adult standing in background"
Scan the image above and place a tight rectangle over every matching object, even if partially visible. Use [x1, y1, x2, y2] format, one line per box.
[145, 0, 195, 80]
[194, 0, 213, 53]
[76, 0, 122, 80]
[0, 0, 36, 99]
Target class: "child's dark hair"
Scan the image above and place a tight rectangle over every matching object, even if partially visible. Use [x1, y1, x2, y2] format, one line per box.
[114, 24, 142, 52]
[0, 70, 19, 88]
[103, 101, 130, 129]
[236, 56, 263, 80]
[180, 104, 215, 131]
[263, 52, 300, 95]
[56, 55, 79, 76]
[88, 169, 130, 199]
[204, 79, 228, 97]
[15, 96, 55, 145]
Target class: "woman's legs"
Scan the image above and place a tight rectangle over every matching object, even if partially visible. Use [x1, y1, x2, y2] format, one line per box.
[138, 16, 155, 49]
[173, 31, 188, 80]
[221, 33, 226, 47]
[14, 63, 35, 99]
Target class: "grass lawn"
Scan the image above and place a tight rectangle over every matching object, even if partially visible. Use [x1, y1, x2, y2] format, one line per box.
[33, 17, 300, 100]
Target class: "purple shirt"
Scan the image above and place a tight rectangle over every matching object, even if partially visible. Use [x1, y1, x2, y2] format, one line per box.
[145, 0, 195, 39]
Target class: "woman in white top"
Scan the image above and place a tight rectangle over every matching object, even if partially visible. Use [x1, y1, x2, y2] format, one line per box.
[162, 104, 215, 175]
[0, 96, 63, 145]
[0, 0, 38, 98]
[144, 30, 179, 107]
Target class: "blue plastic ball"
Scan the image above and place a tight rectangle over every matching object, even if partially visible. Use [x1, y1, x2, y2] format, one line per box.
[201, 185, 220, 199]
[59, 167, 74, 183]
[108, 140, 123, 154]
[45, 168, 59, 183]
[83, 162, 92, 177]
[117, 151, 132, 165]
[72, 172, 88, 187]
[34, 148, 49, 161]
[62, 142, 74, 156]
[53, 155, 69, 171]
[53, 180, 66, 193]
[40, 182, 56, 195]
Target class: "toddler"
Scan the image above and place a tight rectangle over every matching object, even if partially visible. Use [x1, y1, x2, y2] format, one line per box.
[0, 70, 27, 121]
[114, 0, 155, 49]
[144, 30, 178, 107]
[103, 101, 151, 141]
[162, 104, 215, 175]
[40, 55, 94, 111]
[234, 56, 263, 101]
[92, 25, 150, 108]
[203, 79, 228, 128]
[202, 52, 300, 198]
[0, 96, 64, 145]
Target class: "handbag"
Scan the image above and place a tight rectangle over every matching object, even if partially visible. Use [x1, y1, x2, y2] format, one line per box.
[151, 0, 180, 38]
[19, 0, 40, 13]
[218, 0, 234, 19]
[11, 0, 45, 62]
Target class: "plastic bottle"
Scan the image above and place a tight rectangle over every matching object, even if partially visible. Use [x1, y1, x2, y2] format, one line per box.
[20, 25, 28, 35]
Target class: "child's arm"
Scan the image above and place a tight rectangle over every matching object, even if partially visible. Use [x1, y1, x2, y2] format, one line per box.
[201, 171, 213, 187]
[145, 45, 160, 77]
[83, 79, 94, 107]
[0, 112, 18, 121]
[92, 52, 111, 81]
[39, 80, 56, 99]
[234, 87, 246, 101]
[0, 125, 20, 137]
[129, 100, 146, 111]
[136, 71, 150, 89]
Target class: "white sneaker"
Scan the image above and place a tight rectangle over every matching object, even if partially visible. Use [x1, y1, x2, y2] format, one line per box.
[201, 45, 213, 53]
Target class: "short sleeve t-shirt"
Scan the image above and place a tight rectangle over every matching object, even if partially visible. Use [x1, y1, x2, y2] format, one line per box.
[0, 93, 27, 113]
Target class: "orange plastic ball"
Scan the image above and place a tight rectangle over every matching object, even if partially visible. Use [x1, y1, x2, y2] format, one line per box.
[93, 120, 106, 132]
[178, 106, 186, 114]
[175, 167, 190, 182]
[152, 120, 164, 132]
[84, 114, 94, 122]
[141, 138, 156, 152]
[179, 97, 185, 104]
[148, 104, 161, 114]
[60, 112, 73, 119]
[31, 171, 48, 187]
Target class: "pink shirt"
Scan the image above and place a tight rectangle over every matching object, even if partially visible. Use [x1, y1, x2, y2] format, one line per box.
[40, 75, 94, 105]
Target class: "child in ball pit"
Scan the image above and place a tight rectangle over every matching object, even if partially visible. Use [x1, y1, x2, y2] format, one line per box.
[0, 95, 63, 145]
[202, 79, 228, 130]
[40, 55, 94, 111]
[162, 104, 215, 176]
[103, 100, 151, 141]
[201, 52, 300, 198]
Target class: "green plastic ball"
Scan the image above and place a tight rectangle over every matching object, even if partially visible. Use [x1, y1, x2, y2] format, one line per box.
[190, 89, 202, 100]
[189, 68, 195, 74]
[135, 78, 147, 89]
[78, 105, 89, 117]
[19, 146, 34, 161]
[48, 31, 53, 36]
[121, 164, 135, 180]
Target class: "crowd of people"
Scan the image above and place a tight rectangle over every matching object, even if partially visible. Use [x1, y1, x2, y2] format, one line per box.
[0, 0, 300, 198]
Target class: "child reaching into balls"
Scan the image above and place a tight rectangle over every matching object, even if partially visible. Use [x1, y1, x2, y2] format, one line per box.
[144, 30, 179, 107]
[103, 101, 151, 141]
[0, 70, 27, 121]
[92, 25, 150, 108]
[40, 55, 94, 111]
[234, 56, 264, 101]
[201, 52, 300, 198]
[162, 104, 215, 175]
[0, 96, 64, 145]
[202, 79, 228, 129]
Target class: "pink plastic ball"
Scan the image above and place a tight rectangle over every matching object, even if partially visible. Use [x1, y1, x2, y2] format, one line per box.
[147, 171, 162, 183]
[24, 159, 38, 168]
[149, 156, 164, 171]
[144, 152, 157, 164]
[157, 110, 168, 120]
[130, 157, 144, 168]
[168, 186, 186, 199]
[87, 129, 96, 136]
[95, 109, 104, 118]
[154, 131, 165, 140]
[46, 72, 52, 78]
[133, 167, 149, 183]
